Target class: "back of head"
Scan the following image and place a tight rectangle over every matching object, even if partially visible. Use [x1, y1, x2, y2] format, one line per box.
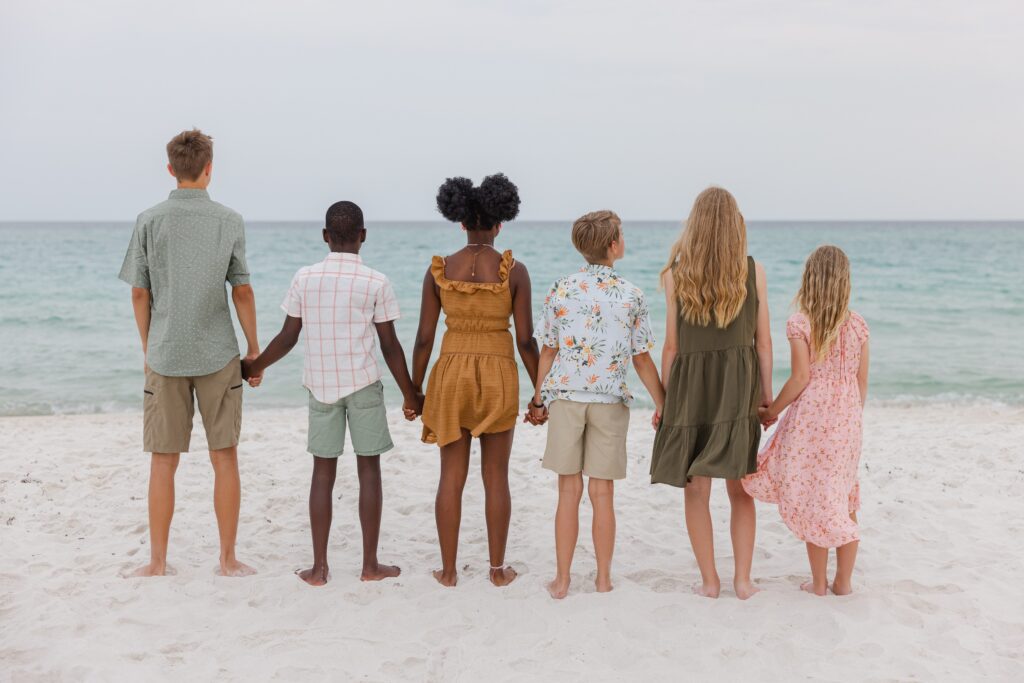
[664, 186, 749, 328]
[436, 173, 521, 230]
[166, 129, 213, 182]
[797, 245, 851, 361]
[571, 210, 621, 264]
[325, 201, 364, 243]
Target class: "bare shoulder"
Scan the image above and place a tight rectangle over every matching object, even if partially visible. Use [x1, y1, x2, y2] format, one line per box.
[660, 268, 674, 289]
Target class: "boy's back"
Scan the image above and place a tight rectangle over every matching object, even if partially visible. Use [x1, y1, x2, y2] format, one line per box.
[282, 253, 399, 404]
[120, 188, 249, 376]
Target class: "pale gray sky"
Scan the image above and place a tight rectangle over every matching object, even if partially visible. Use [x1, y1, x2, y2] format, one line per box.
[1, 0, 1021, 221]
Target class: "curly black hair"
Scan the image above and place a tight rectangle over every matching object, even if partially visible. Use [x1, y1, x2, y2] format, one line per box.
[436, 173, 520, 230]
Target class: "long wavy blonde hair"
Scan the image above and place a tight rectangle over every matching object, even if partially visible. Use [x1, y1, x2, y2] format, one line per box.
[662, 187, 749, 328]
[796, 245, 851, 361]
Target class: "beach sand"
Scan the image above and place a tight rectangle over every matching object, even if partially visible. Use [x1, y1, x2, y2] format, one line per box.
[1, 405, 1022, 681]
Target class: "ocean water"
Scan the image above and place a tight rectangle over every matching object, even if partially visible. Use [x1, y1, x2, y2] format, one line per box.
[0, 221, 1021, 416]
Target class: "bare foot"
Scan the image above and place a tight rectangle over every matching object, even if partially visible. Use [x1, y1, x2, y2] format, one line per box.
[734, 580, 761, 600]
[831, 579, 853, 596]
[361, 563, 401, 581]
[489, 566, 518, 587]
[433, 569, 457, 587]
[128, 562, 175, 577]
[216, 558, 257, 577]
[547, 576, 571, 599]
[801, 580, 828, 596]
[692, 581, 720, 599]
[595, 575, 613, 593]
[297, 566, 330, 586]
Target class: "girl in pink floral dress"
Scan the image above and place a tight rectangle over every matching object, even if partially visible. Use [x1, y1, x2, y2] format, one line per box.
[743, 246, 870, 597]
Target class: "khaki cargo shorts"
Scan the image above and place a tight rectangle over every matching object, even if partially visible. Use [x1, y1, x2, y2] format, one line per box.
[542, 400, 630, 480]
[143, 357, 243, 453]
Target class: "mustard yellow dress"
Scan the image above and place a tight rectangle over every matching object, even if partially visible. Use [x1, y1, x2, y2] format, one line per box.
[421, 250, 520, 446]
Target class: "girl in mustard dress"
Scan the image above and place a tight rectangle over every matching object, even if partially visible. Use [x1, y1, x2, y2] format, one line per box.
[411, 173, 541, 588]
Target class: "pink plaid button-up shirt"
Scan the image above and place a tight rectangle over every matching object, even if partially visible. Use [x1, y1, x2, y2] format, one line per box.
[282, 252, 400, 403]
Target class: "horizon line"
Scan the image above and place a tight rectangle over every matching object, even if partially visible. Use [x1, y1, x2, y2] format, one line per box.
[2, 218, 1023, 225]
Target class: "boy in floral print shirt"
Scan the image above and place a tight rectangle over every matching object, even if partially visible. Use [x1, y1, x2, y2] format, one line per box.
[529, 210, 665, 599]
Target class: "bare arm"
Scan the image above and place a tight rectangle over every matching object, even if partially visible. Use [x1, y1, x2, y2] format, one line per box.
[753, 261, 773, 407]
[376, 320, 421, 417]
[762, 336, 810, 422]
[243, 315, 302, 382]
[411, 267, 441, 393]
[857, 341, 870, 406]
[532, 344, 558, 405]
[632, 352, 665, 428]
[509, 262, 541, 387]
[660, 271, 678, 386]
[231, 284, 260, 359]
[131, 287, 151, 368]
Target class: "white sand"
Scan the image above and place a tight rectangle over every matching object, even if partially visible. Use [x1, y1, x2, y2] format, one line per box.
[1, 404, 1022, 681]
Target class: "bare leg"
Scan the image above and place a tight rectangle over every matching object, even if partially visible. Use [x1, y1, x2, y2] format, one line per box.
[433, 430, 471, 587]
[726, 479, 759, 599]
[548, 473, 583, 599]
[803, 543, 829, 595]
[833, 511, 859, 595]
[298, 456, 336, 586]
[210, 447, 256, 577]
[589, 477, 616, 593]
[357, 455, 400, 581]
[130, 453, 179, 577]
[480, 429, 517, 587]
[683, 476, 720, 597]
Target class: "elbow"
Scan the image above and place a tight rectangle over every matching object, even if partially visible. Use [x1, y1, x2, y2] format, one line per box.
[231, 284, 255, 305]
[517, 337, 538, 355]
[131, 287, 149, 303]
[793, 371, 810, 390]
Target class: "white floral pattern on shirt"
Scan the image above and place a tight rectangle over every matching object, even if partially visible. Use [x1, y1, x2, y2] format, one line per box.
[537, 264, 655, 405]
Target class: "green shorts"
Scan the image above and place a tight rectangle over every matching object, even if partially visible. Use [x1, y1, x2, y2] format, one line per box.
[307, 381, 394, 458]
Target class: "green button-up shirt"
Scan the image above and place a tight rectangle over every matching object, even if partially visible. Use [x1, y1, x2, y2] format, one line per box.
[118, 189, 250, 377]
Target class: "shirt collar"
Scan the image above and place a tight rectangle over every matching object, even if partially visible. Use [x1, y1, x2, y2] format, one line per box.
[325, 252, 363, 264]
[168, 188, 211, 201]
[581, 263, 617, 278]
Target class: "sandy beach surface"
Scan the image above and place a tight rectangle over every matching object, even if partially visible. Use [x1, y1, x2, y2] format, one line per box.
[1, 404, 1022, 681]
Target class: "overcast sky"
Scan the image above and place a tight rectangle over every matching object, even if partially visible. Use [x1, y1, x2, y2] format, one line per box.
[1, 0, 1021, 221]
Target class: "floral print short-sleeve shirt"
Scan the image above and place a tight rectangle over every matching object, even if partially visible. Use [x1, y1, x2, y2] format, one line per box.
[537, 264, 656, 405]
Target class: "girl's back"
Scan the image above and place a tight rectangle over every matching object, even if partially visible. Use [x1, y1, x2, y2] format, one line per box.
[788, 310, 869, 405]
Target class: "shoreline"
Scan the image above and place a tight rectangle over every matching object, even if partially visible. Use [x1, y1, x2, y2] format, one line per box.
[1, 405, 1021, 678]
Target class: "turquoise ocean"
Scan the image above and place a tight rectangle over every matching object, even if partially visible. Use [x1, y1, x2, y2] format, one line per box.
[0, 221, 1021, 416]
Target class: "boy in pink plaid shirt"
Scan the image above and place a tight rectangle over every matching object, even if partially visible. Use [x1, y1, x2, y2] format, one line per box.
[243, 201, 421, 585]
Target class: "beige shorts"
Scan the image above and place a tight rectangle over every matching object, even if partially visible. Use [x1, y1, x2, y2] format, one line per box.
[143, 357, 243, 453]
[542, 400, 630, 480]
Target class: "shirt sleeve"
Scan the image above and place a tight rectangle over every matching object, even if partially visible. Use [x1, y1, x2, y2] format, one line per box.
[786, 313, 810, 341]
[281, 272, 303, 318]
[535, 281, 561, 348]
[117, 216, 150, 289]
[373, 278, 400, 323]
[629, 289, 657, 355]
[226, 216, 251, 286]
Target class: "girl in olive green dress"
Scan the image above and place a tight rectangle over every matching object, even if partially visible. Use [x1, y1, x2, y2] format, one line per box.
[650, 187, 774, 600]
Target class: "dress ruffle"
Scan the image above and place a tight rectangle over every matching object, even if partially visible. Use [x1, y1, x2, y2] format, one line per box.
[650, 415, 760, 486]
[429, 250, 513, 293]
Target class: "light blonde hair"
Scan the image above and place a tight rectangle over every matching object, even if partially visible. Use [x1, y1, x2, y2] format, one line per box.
[571, 210, 622, 263]
[661, 187, 748, 328]
[796, 245, 851, 361]
[166, 128, 213, 181]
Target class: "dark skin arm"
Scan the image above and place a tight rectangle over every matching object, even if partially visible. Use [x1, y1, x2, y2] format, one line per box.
[411, 267, 442, 395]
[242, 315, 302, 382]
[509, 261, 542, 392]
[375, 320, 421, 419]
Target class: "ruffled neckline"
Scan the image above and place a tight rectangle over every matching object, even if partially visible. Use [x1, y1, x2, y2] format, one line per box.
[431, 249, 514, 293]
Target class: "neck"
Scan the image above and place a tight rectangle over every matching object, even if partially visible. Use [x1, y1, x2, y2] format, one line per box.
[465, 231, 495, 246]
[176, 181, 207, 190]
[589, 258, 615, 268]
[329, 242, 360, 254]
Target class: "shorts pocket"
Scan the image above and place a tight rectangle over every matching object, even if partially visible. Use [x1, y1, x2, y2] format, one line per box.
[348, 381, 384, 410]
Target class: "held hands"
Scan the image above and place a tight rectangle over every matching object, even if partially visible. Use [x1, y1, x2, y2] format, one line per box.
[524, 399, 548, 426]
[241, 351, 263, 388]
[402, 392, 425, 421]
[757, 399, 778, 428]
[652, 403, 663, 430]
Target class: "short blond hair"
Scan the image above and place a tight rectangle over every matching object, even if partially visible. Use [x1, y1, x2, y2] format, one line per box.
[166, 128, 213, 181]
[571, 210, 622, 263]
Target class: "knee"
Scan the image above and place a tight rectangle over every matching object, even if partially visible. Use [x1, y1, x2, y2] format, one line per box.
[587, 478, 614, 503]
[151, 453, 180, 475]
[209, 447, 238, 470]
[684, 477, 711, 501]
[558, 475, 584, 502]
[726, 479, 752, 504]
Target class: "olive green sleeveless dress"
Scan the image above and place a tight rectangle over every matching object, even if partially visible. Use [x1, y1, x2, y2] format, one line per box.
[650, 256, 761, 487]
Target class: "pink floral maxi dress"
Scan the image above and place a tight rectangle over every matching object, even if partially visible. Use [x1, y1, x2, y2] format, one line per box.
[742, 311, 870, 548]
